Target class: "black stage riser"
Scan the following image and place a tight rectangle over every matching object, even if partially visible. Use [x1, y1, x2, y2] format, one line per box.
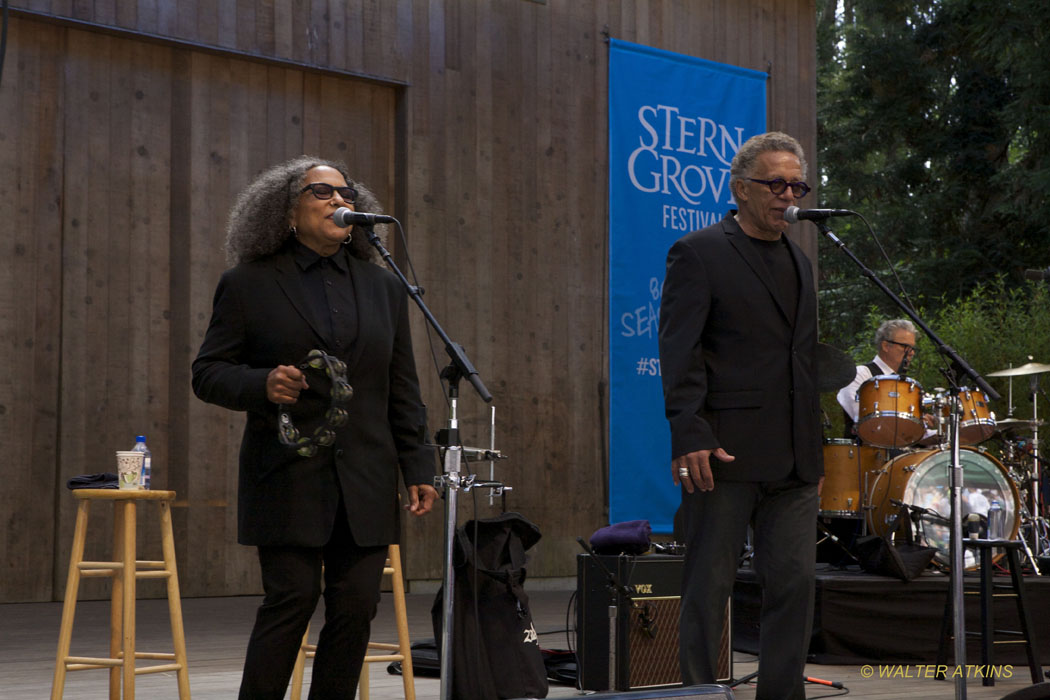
[570, 685, 735, 699]
[734, 567, 1050, 665]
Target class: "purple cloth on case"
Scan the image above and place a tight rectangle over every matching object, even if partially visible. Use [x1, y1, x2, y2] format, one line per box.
[66, 473, 119, 490]
[589, 520, 652, 555]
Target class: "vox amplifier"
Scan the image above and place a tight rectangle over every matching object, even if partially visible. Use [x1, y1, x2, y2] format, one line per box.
[576, 553, 732, 691]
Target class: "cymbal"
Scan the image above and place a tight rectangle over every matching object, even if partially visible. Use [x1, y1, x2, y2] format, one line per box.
[987, 361, 1050, 377]
[995, 417, 1045, 431]
[816, 343, 856, 393]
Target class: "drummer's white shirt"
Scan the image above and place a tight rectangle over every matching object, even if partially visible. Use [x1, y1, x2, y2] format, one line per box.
[836, 355, 895, 422]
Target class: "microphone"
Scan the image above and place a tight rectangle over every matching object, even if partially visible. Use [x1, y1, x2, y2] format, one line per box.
[332, 207, 396, 227]
[891, 499, 949, 525]
[783, 206, 854, 224]
[966, 513, 982, 539]
[1024, 267, 1050, 281]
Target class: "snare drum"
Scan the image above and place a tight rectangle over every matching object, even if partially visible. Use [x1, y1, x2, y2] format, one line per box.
[866, 447, 1019, 569]
[856, 374, 925, 448]
[820, 439, 888, 518]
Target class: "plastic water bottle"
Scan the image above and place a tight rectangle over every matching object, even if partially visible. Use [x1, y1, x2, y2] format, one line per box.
[987, 500, 1004, 540]
[132, 435, 152, 490]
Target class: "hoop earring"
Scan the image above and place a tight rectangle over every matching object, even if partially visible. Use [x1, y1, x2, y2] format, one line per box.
[290, 225, 299, 239]
[343, 232, 352, 245]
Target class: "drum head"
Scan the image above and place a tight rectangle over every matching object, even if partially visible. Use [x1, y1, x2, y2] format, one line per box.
[871, 448, 1019, 569]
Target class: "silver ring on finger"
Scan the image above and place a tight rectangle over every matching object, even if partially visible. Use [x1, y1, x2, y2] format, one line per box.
[678, 468, 690, 477]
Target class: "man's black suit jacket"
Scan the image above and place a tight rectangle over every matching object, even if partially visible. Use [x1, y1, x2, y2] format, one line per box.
[192, 245, 436, 548]
[659, 212, 823, 483]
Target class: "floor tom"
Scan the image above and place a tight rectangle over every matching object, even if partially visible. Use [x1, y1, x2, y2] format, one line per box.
[820, 439, 888, 518]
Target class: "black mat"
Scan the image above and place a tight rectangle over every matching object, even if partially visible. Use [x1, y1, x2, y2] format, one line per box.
[733, 565, 1050, 665]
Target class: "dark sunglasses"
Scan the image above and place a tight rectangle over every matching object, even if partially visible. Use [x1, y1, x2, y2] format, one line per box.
[300, 182, 358, 202]
[745, 177, 811, 199]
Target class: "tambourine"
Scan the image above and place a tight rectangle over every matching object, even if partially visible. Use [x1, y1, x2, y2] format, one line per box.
[277, 349, 353, 457]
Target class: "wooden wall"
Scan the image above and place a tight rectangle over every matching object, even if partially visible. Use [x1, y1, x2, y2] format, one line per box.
[0, 0, 817, 602]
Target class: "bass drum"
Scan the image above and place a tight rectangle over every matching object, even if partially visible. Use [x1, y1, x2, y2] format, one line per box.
[866, 447, 1019, 569]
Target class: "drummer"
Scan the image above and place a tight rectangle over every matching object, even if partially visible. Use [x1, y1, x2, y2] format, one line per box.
[837, 319, 936, 439]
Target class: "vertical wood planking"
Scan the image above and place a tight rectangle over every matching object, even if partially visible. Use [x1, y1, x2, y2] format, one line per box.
[56, 28, 117, 600]
[0, 18, 65, 602]
[3, 0, 819, 598]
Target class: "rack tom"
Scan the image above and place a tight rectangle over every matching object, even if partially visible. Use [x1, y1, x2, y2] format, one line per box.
[856, 374, 925, 448]
[957, 388, 996, 444]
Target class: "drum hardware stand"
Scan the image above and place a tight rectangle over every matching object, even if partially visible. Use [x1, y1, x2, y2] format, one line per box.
[364, 225, 508, 700]
[816, 218, 1001, 700]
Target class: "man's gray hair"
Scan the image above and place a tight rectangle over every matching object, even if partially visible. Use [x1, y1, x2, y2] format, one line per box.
[729, 131, 808, 189]
[875, 319, 917, 346]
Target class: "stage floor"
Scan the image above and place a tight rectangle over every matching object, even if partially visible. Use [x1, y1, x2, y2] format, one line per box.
[3, 586, 1047, 699]
[734, 563, 1050, 665]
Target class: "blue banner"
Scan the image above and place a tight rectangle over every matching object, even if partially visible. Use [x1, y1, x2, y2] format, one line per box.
[608, 39, 767, 531]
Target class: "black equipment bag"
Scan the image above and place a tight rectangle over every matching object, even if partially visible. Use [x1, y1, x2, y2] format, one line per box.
[432, 512, 548, 699]
[855, 504, 937, 581]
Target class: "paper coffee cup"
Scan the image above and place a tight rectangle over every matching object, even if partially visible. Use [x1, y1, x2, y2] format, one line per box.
[116, 450, 145, 490]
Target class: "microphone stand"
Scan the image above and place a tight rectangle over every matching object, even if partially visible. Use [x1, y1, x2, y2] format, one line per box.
[817, 219, 1001, 700]
[576, 537, 637, 691]
[364, 226, 503, 700]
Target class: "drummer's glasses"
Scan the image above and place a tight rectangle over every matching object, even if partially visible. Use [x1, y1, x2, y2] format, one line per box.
[885, 339, 918, 354]
[300, 182, 358, 203]
[746, 177, 811, 199]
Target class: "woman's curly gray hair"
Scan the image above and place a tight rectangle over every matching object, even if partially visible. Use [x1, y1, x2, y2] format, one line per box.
[224, 155, 387, 266]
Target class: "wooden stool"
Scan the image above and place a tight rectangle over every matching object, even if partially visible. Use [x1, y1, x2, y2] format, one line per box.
[51, 489, 190, 700]
[290, 544, 415, 700]
[936, 539, 1041, 687]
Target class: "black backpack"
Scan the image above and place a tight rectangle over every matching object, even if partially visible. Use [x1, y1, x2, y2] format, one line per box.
[432, 512, 548, 699]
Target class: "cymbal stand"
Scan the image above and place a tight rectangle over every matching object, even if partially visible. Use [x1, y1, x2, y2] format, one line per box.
[1028, 375, 1048, 562]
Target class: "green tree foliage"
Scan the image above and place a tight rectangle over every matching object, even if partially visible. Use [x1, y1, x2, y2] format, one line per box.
[815, 0, 1050, 347]
[820, 279, 1050, 457]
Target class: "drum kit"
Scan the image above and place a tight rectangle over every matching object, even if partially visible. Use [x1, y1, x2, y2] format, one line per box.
[818, 349, 1050, 572]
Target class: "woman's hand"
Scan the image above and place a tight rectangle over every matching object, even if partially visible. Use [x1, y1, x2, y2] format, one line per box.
[266, 365, 309, 404]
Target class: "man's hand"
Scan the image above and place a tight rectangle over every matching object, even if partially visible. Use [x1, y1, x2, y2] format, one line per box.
[405, 484, 439, 516]
[673, 448, 735, 493]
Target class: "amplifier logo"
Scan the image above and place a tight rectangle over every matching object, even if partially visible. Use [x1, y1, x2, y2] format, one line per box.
[634, 583, 653, 594]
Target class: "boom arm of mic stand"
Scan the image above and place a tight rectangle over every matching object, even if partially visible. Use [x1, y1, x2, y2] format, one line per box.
[365, 227, 493, 403]
[820, 220, 972, 699]
[816, 221, 1000, 402]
